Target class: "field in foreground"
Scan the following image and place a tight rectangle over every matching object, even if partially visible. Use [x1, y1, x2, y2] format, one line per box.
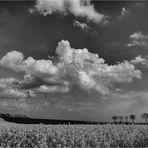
[0, 123, 148, 147]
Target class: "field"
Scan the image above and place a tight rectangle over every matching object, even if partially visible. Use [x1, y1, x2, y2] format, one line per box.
[0, 121, 148, 147]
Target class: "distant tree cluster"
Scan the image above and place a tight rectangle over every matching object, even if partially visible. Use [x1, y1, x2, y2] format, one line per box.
[0, 113, 29, 118]
[112, 115, 135, 124]
[112, 113, 148, 124]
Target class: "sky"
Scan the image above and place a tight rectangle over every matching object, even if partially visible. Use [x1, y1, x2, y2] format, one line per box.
[0, 0, 148, 122]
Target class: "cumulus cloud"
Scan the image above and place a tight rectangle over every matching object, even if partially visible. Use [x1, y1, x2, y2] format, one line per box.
[0, 52, 58, 76]
[0, 40, 142, 95]
[130, 32, 145, 40]
[0, 50, 24, 72]
[73, 20, 90, 31]
[127, 31, 148, 48]
[131, 55, 147, 65]
[130, 55, 148, 68]
[32, 0, 105, 23]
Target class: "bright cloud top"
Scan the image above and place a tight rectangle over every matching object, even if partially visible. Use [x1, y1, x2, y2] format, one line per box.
[34, 0, 104, 23]
[0, 40, 142, 96]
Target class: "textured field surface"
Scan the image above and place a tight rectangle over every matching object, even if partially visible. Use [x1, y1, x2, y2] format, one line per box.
[0, 123, 148, 147]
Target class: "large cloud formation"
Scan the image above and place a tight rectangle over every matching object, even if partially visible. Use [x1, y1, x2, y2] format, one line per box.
[0, 40, 142, 96]
[33, 0, 104, 23]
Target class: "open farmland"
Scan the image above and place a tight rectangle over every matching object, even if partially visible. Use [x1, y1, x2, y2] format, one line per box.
[0, 123, 148, 147]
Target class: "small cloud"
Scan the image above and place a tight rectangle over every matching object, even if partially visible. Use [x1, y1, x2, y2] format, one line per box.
[117, 7, 129, 21]
[115, 88, 123, 92]
[35, 85, 69, 93]
[130, 32, 145, 40]
[121, 7, 129, 17]
[126, 31, 148, 48]
[31, 0, 105, 23]
[73, 20, 90, 31]
[131, 55, 147, 65]
[26, 90, 36, 98]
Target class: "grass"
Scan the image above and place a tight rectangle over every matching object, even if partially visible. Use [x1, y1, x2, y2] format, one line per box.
[0, 121, 148, 147]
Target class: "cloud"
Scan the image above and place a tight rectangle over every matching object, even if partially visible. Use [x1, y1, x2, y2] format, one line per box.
[73, 20, 90, 31]
[131, 55, 147, 65]
[0, 40, 142, 95]
[117, 7, 129, 21]
[121, 7, 129, 17]
[127, 31, 148, 48]
[2, 89, 27, 98]
[36, 85, 69, 93]
[0, 77, 20, 86]
[0, 77, 35, 99]
[33, 0, 105, 23]
[55, 40, 141, 95]
[0, 52, 58, 76]
[24, 57, 58, 77]
[0, 50, 24, 72]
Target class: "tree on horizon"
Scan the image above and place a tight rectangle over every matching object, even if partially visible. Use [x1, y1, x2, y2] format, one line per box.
[112, 115, 117, 123]
[141, 113, 148, 124]
[130, 114, 136, 124]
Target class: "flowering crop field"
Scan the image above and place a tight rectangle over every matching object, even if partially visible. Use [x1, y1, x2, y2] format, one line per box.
[0, 123, 148, 148]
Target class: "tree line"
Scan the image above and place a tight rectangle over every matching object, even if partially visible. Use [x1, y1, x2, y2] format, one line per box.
[112, 113, 148, 124]
[0, 113, 29, 118]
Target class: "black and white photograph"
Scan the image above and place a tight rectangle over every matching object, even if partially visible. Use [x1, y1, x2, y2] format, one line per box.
[0, 0, 148, 147]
